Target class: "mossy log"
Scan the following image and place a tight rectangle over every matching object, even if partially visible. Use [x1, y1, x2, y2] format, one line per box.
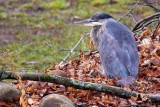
[0, 70, 160, 104]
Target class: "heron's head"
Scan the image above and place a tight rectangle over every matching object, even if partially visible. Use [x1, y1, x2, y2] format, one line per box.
[72, 13, 113, 27]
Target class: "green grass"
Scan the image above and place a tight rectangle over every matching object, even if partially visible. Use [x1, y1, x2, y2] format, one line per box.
[40, 0, 68, 9]
[0, 12, 7, 19]
[0, 0, 154, 72]
[20, 3, 34, 9]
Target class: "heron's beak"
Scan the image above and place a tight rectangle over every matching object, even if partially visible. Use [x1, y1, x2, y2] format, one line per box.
[71, 18, 103, 26]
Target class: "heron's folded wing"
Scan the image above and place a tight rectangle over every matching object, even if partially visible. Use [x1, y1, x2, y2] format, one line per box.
[115, 42, 139, 77]
[98, 33, 138, 78]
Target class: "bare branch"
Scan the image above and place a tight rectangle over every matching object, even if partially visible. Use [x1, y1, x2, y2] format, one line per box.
[133, 19, 159, 32]
[133, 12, 160, 32]
[58, 33, 89, 66]
[57, 49, 94, 52]
[128, 13, 138, 24]
[151, 18, 160, 39]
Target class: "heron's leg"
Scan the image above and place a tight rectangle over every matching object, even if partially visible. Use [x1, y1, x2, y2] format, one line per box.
[115, 76, 135, 86]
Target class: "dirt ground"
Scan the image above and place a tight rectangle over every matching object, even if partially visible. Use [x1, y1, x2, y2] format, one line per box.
[0, 26, 16, 45]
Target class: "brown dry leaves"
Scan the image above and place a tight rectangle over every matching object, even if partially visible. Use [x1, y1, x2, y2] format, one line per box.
[5, 27, 160, 107]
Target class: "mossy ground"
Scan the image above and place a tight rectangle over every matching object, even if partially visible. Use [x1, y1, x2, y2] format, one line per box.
[0, 0, 155, 72]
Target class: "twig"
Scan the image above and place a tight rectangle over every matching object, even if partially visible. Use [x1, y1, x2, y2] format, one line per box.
[57, 49, 93, 52]
[133, 12, 160, 32]
[151, 18, 160, 39]
[45, 42, 90, 52]
[128, 13, 138, 24]
[133, 19, 159, 32]
[118, 0, 141, 21]
[144, 0, 160, 12]
[58, 33, 90, 66]
[0, 71, 160, 104]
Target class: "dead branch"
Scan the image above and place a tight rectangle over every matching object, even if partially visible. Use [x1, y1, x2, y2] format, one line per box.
[151, 18, 160, 39]
[118, 0, 141, 21]
[128, 13, 138, 24]
[133, 12, 160, 32]
[143, 0, 160, 12]
[0, 71, 160, 104]
[58, 33, 89, 66]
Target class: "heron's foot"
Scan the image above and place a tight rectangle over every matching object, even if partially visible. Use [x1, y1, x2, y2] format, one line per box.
[116, 76, 135, 86]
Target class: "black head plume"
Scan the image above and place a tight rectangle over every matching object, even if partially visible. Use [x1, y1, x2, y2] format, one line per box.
[91, 13, 113, 21]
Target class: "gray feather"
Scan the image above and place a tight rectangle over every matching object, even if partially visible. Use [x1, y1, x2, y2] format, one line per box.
[91, 19, 139, 79]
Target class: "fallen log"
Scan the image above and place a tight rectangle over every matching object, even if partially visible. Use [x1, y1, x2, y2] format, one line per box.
[0, 70, 160, 104]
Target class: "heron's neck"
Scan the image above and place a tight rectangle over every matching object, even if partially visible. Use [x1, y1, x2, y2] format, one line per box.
[90, 19, 110, 47]
[90, 26, 101, 46]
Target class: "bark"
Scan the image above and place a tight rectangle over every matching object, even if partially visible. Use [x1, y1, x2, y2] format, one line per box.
[0, 71, 160, 104]
[132, 13, 160, 32]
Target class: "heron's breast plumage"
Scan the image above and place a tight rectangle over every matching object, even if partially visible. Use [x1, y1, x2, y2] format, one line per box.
[90, 26, 101, 46]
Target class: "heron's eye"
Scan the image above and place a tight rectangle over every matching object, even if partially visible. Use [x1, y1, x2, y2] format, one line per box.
[91, 16, 99, 21]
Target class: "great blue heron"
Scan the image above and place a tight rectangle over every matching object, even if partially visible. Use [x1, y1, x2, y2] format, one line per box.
[72, 13, 139, 86]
